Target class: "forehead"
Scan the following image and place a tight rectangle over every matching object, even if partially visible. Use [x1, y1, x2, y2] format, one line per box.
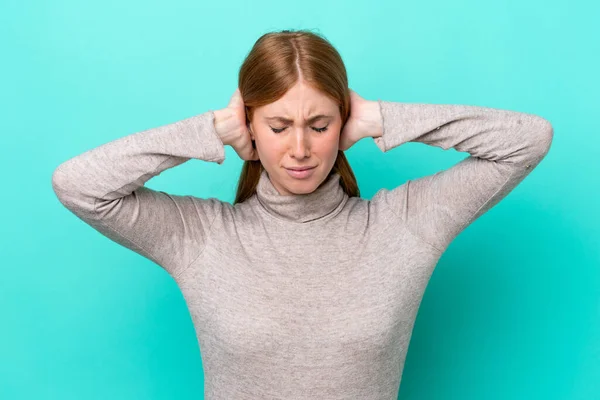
[256, 84, 338, 120]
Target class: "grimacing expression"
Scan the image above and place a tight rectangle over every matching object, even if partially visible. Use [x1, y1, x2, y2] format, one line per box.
[248, 81, 342, 196]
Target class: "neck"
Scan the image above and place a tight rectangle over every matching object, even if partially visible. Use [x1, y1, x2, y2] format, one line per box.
[254, 169, 348, 223]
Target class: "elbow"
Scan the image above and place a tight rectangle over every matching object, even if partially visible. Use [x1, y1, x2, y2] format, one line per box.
[536, 117, 554, 157]
[51, 164, 72, 206]
[51, 163, 114, 220]
[51, 164, 66, 198]
[521, 117, 553, 169]
[51, 163, 81, 210]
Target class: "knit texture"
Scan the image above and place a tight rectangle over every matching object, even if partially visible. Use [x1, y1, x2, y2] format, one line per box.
[51, 100, 553, 399]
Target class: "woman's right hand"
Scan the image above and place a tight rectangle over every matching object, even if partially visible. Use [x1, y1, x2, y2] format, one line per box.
[213, 88, 260, 161]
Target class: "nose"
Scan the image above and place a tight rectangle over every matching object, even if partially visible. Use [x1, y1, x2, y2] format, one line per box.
[289, 128, 310, 159]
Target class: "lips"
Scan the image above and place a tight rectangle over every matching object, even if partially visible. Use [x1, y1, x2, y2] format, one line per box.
[285, 166, 316, 179]
[286, 166, 315, 171]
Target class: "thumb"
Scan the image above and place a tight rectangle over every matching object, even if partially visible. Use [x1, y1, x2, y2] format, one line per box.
[229, 88, 242, 108]
[339, 124, 351, 151]
[233, 136, 259, 161]
[243, 144, 260, 161]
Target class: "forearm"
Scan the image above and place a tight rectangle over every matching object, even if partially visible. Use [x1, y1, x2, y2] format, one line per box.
[368, 99, 554, 253]
[51, 110, 225, 219]
[372, 100, 553, 167]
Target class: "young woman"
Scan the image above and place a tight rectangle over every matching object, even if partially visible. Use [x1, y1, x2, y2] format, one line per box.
[51, 29, 553, 399]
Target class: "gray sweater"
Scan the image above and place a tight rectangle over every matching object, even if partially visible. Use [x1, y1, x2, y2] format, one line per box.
[51, 100, 553, 399]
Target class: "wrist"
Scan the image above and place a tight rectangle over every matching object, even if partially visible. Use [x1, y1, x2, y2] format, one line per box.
[213, 108, 238, 146]
[361, 100, 384, 139]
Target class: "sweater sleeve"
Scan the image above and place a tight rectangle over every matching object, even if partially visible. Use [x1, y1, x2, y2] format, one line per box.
[51, 110, 227, 278]
[370, 100, 554, 254]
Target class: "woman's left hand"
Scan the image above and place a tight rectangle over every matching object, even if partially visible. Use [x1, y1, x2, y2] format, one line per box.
[339, 89, 384, 151]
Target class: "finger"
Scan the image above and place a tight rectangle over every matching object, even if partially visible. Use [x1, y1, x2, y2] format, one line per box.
[247, 138, 259, 160]
[339, 133, 353, 152]
[241, 141, 259, 161]
[247, 149, 259, 161]
[338, 137, 347, 151]
[339, 126, 348, 150]
[229, 89, 241, 108]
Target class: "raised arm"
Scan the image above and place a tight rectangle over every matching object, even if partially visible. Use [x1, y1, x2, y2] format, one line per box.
[370, 100, 554, 253]
[51, 110, 227, 278]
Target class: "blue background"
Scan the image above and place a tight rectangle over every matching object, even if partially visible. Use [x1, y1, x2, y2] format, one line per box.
[2, 0, 598, 399]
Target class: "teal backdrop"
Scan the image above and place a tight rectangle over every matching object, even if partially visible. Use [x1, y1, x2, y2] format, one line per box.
[1, 0, 598, 399]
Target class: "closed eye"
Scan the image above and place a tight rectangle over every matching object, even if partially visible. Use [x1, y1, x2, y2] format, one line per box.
[270, 126, 329, 133]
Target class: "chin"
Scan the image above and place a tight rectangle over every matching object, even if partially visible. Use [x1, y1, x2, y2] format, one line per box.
[285, 174, 324, 192]
[288, 185, 317, 195]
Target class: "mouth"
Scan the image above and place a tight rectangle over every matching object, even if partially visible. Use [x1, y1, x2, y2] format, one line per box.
[286, 166, 316, 171]
[285, 166, 317, 179]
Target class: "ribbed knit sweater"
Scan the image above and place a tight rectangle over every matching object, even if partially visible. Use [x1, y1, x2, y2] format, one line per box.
[51, 99, 553, 399]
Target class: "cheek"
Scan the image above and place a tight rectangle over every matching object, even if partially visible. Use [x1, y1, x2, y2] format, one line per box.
[323, 131, 340, 153]
[255, 127, 340, 157]
[255, 136, 284, 158]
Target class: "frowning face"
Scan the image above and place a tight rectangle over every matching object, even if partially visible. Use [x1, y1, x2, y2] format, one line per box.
[249, 80, 341, 196]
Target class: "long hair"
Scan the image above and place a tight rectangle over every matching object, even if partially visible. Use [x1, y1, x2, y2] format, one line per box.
[233, 29, 360, 205]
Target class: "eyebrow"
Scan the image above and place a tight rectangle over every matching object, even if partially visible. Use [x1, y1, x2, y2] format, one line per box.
[264, 114, 333, 124]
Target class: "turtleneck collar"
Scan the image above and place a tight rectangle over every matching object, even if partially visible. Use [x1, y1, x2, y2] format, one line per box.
[254, 169, 348, 223]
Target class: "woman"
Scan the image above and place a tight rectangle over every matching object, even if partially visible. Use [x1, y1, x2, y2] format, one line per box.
[51, 29, 553, 399]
